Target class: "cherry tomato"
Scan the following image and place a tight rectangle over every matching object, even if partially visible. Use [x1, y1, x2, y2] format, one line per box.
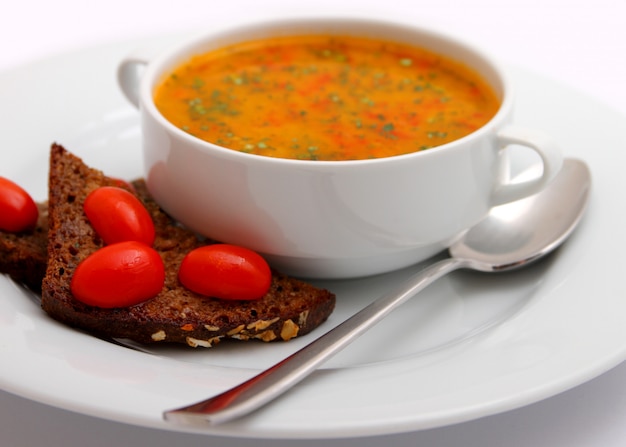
[71, 241, 165, 308]
[178, 244, 272, 300]
[0, 176, 39, 233]
[83, 186, 155, 246]
[109, 177, 136, 193]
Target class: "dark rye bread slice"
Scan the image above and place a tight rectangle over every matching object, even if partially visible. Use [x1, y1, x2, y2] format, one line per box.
[41, 144, 335, 346]
[0, 203, 48, 292]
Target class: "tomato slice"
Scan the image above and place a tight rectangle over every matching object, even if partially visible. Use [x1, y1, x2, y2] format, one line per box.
[70, 241, 165, 308]
[178, 244, 272, 300]
[0, 176, 39, 233]
[83, 186, 155, 246]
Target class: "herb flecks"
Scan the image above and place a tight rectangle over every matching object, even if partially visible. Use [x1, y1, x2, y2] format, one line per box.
[188, 98, 207, 116]
[427, 131, 448, 139]
[381, 122, 397, 139]
[192, 78, 205, 90]
[153, 34, 500, 160]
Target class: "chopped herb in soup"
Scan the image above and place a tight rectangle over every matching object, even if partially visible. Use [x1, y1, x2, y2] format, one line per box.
[154, 35, 500, 161]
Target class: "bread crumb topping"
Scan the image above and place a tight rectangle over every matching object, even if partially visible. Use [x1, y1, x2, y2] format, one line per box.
[254, 330, 277, 342]
[151, 330, 166, 341]
[298, 310, 309, 327]
[280, 319, 299, 341]
[186, 336, 223, 348]
[247, 317, 280, 331]
[227, 324, 245, 336]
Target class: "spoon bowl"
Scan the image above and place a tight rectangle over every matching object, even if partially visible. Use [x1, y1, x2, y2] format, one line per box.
[452, 159, 590, 272]
[164, 158, 591, 427]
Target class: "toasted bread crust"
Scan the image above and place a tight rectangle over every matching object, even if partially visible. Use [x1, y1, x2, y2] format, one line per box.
[0, 203, 48, 292]
[40, 144, 335, 346]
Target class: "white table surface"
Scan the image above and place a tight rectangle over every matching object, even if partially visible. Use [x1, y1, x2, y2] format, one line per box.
[1, 0, 625, 445]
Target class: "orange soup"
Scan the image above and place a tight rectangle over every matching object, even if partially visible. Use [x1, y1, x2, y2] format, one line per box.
[154, 35, 500, 161]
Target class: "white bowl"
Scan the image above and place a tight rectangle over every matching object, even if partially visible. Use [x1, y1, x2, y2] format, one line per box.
[118, 17, 562, 278]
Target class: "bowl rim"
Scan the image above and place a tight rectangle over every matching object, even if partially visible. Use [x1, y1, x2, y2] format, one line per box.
[139, 16, 513, 168]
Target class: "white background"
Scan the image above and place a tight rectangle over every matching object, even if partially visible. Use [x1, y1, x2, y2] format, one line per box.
[1, 0, 624, 116]
[1, 0, 625, 446]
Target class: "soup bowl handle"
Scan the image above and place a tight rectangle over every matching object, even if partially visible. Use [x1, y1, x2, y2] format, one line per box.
[117, 53, 150, 109]
[491, 125, 563, 206]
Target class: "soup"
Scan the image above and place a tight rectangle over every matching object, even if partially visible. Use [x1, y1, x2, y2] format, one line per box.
[154, 35, 500, 161]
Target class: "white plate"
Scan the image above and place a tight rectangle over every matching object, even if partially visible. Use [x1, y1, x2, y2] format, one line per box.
[0, 35, 625, 440]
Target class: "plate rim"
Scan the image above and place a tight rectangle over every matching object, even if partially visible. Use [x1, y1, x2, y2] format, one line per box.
[1, 35, 625, 439]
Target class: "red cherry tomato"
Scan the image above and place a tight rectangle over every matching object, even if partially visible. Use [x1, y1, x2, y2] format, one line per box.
[109, 177, 136, 193]
[178, 244, 272, 300]
[70, 241, 165, 308]
[83, 186, 155, 246]
[0, 176, 39, 233]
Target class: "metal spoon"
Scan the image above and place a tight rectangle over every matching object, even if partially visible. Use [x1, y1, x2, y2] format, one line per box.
[164, 158, 591, 427]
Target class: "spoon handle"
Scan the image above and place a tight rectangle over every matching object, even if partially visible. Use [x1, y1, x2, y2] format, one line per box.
[164, 256, 466, 426]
